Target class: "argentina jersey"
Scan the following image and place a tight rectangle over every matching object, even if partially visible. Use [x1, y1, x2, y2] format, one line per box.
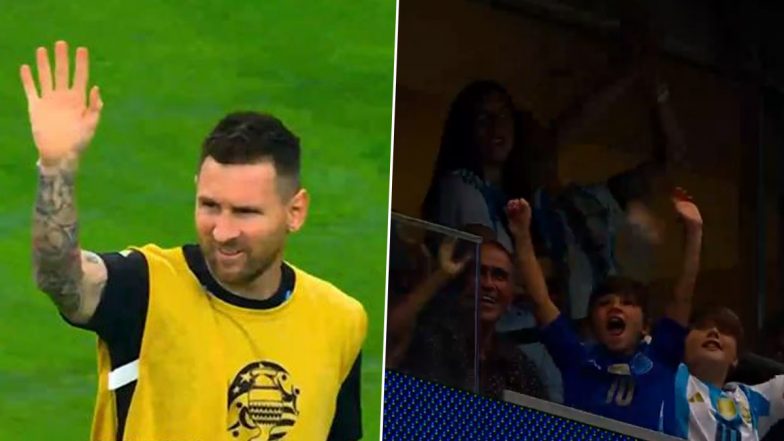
[669, 364, 784, 440]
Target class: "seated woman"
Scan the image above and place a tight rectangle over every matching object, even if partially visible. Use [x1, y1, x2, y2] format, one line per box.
[421, 80, 523, 251]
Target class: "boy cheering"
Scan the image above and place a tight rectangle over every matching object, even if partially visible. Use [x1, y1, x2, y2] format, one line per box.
[506, 190, 702, 433]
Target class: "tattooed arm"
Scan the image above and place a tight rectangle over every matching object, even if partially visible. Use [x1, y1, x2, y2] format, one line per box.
[21, 41, 105, 323]
[33, 162, 107, 323]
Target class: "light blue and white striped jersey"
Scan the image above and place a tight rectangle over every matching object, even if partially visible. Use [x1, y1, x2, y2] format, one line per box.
[432, 169, 513, 251]
[669, 363, 784, 440]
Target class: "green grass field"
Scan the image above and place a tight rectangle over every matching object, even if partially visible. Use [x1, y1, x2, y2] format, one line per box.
[0, 1, 395, 439]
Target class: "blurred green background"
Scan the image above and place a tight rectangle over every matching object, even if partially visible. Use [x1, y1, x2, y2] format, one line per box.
[0, 1, 395, 439]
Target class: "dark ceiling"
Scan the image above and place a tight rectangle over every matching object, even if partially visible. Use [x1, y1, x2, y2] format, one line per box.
[481, 0, 784, 92]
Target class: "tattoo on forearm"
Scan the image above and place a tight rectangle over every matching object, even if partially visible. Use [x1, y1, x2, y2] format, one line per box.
[32, 167, 83, 315]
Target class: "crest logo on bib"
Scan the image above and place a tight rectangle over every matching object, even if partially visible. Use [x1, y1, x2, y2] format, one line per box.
[227, 361, 300, 440]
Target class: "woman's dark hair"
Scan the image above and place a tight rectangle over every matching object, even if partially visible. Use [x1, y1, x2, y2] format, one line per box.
[421, 80, 537, 222]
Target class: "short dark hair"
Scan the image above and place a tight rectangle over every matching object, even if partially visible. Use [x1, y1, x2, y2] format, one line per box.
[480, 239, 513, 262]
[200, 111, 301, 191]
[691, 305, 745, 352]
[588, 276, 649, 314]
[458, 240, 512, 286]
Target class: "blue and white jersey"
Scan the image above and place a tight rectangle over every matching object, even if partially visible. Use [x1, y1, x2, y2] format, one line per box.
[669, 363, 784, 440]
[432, 169, 513, 251]
[541, 315, 686, 432]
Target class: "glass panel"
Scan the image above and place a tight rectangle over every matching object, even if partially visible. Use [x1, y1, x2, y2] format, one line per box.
[386, 212, 481, 393]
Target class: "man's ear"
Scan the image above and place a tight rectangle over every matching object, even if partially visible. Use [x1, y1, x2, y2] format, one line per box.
[287, 188, 309, 233]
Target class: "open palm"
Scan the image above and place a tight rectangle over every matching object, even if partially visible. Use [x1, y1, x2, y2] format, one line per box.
[20, 41, 103, 165]
[438, 238, 469, 277]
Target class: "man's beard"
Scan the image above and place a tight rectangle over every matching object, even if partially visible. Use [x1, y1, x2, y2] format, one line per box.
[201, 243, 279, 288]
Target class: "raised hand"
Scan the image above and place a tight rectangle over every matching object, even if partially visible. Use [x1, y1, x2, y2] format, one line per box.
[20, 41, 103, 167]
[505, 198, 532, 238]
[437, 238, 469, 277]
[507, 197, 560, 325]
[672, 187, 702, 234]
[667, 187, 703, 326]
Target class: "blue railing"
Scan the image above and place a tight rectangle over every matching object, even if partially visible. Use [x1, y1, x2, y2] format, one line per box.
[383, 370, 682, 441]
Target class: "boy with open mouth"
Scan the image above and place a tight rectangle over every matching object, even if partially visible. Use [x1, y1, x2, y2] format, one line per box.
[505, 188, 702, 434]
